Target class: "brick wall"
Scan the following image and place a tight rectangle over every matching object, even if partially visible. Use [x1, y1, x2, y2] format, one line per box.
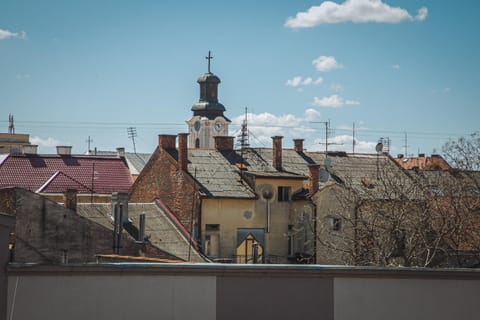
[129, 148, 200, 233]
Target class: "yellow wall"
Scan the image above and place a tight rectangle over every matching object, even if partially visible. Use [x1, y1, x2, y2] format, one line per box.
[201, 177, 310, 264]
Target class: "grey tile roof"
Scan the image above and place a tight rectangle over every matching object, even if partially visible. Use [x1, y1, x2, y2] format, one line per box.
[92, 150, 151, 175]
[76, 203, 207, 262]
[187, 149, 257, 198]
[125, 153, 151, 175]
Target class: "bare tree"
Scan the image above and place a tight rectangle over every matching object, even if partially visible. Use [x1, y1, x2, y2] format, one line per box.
[443, 131, 480, 170]
[312, 157, 461, 267]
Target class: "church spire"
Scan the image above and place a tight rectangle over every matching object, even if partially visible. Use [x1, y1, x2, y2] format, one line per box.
[191, 50, 226, 120]
[206, 50, 213, 73]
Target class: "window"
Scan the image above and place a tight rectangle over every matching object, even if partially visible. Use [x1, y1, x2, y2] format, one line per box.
[195, 138, 200, 148]
[331, 217, 342, 231]
[278, 186, 291, 202]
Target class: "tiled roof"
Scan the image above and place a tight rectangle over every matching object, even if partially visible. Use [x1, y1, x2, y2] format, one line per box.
[76, 202, 207, 262]
[94, 150, 151, 176]
[186, 149, 256, 199]
[393, 155, 451, 170]
[0, 154, 132, 194]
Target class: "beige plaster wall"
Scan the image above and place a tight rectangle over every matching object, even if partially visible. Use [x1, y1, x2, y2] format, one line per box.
[7, 275, 216, 320]
[334, 277, 480, 320]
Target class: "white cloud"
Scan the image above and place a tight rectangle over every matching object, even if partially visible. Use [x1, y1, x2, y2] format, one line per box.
[392, 64, 400, 70]
[286, 76, 323, 88]
[231, 111, 317, 147]
[415, 7, 428, 21]
[305, 108, 321, 122]
[302, 77, 313, 85]
[231, 110, 379, 153]
[30, 136, 62, 148]
[309, 134, 378, 153]
[0, 29, 26, 40]
[285, 0, 427, 29]
[312, 94, 360, 108]
[286, 76, 303, 87]
[312, 56, 342, 72]
[314, 77, 324, 85]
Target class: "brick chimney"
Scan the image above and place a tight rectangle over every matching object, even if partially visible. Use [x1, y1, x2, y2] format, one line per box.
[63, 189, 78, 211]
[214, 136, 234, 151]
[158, 134, 176, 150]
[293, 139, 304, 153]
[272, 136, 283, 171]
[308, 164, 320, 196]
[178, 133, 189, 171]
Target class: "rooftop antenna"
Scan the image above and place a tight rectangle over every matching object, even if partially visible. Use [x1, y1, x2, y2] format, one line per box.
[403, 131, 409, 157]
[127, 127, 137, 153]
[86, 136, 93, 154]
[311, 120, 341, 162]
[237, 107, 250, 149]
[8, 114, 14, 134]
[378, 137, 391, 154]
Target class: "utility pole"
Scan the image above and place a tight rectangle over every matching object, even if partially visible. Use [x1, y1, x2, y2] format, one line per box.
[127, 127, 137, 153]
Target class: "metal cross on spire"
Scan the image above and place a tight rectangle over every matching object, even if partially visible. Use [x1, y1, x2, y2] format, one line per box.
[205, 50, 213, 73]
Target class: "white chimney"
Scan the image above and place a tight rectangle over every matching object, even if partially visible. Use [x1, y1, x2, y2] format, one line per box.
[23, 145, 38, 155]
[56, 146, 72, 156]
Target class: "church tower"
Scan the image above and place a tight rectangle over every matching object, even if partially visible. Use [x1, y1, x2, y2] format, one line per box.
[187, 51, 230, 149]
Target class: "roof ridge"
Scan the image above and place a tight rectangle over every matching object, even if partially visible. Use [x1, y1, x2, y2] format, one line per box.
[35, 170, 94, 193]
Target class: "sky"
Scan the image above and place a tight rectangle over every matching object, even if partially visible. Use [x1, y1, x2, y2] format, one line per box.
[1, 0, 479, 156]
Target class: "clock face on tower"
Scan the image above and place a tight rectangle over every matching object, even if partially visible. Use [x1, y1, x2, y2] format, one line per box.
[194, 121, 201, 131]
[214, 121, 223, 132]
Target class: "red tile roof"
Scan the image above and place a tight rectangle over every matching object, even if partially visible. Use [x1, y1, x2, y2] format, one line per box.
[0, 154, 132, 194]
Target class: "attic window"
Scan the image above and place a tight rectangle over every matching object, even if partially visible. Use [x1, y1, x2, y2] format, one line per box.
[361, 178, 375, 189]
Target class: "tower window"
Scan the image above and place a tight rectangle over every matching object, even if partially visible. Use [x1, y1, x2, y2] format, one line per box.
[195, 138, 200, 148]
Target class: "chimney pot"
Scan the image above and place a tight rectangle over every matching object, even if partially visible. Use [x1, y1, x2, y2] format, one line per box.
[293, 139, 304, 153]
[116, 147, 125, 157]
[272, 136, 283, 171]
[23, 144, 38, 155]
[308, 164, 320, 196]
[158, 134, 177, 150]
[56, 146, 72, 156]
[214, 136, 234, 151]
[63, 189, 78, 211]
[178, 133, 189, 171]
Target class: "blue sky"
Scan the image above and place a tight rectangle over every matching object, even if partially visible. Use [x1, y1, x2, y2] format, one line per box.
[1, 0, 479, 156]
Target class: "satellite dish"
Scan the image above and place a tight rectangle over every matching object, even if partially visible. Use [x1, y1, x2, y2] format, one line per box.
[324, 158, 331, 167]
[258, 184, 274, 200]
[319, 168, 330, 183]
[375, 143, 383, 153]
